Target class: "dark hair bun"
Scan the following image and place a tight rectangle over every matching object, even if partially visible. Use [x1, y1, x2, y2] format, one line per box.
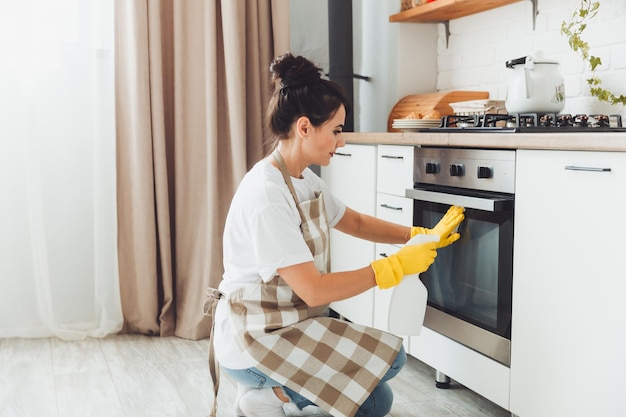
[270, 53, 322, 89]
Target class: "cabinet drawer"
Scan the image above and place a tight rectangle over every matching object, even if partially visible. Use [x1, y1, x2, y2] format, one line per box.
[376, 193, 413, 226]
[375, 242, 400, 260]
[377, 145, 414, 196]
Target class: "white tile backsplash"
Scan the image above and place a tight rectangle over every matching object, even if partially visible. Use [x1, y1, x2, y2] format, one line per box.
[438, 0, 626, 116]
[612, 50, 626, 69]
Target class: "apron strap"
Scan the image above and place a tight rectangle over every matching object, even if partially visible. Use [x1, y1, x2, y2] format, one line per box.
[203, 288, 225, 417]
[272, 149, 314, 227]
[272, 148, 330, 273]
[272, 149, 302, 206]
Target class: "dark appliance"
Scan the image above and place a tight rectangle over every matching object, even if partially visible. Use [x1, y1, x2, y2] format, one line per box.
[406, 147, 516, 368]
[420, 113, 626, 133]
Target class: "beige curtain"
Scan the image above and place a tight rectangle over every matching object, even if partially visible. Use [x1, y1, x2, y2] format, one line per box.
[114, 0, 290, 340]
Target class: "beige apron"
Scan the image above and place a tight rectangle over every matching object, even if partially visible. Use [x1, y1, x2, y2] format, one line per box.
[226, 150, 403, 417]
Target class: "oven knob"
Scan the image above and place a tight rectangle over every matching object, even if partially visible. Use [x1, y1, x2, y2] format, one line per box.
[425, 162, 440, 174]
[450, 164, 465, 177]
[478, 166, 493, 179]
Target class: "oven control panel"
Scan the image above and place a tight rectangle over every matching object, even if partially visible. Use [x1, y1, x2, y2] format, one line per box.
[413, 147, 516, 194]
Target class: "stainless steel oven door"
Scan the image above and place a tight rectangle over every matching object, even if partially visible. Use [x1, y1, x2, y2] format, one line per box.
[406, 185, 514, 367]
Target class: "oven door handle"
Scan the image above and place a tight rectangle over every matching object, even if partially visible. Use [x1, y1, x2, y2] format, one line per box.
[405, 188, 513, 212]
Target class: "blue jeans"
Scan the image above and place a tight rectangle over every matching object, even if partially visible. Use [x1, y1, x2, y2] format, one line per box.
[222, 345, 407, 417]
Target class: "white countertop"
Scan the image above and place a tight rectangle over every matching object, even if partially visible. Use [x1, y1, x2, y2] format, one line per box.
[344, 131, 626, 152]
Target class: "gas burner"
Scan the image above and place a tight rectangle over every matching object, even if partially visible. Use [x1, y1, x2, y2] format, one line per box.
[591, 114, 611, 128]
[515, 114, 539, 127]
[540, 114, 555, 127]
[442, 114, 479, 128]
[573, 114, 588, 127]
[482, 114, 512, 128]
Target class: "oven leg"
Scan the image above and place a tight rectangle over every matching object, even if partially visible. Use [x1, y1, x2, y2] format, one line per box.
[435, 370, 451, 389]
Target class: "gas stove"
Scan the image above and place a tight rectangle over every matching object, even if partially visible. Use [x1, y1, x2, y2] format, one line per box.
[422, 113, 626, 133]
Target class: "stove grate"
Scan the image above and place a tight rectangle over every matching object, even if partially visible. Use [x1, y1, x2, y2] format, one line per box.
[441, 113, 623, 130]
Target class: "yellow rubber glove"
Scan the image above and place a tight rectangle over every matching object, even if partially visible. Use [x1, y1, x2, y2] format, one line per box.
[371, 242, 437, 289]
[410, 205, 465, 248]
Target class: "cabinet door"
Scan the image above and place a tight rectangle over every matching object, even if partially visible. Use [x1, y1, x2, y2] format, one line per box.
[374, 193, 413, 333]
[321, 144, 376, 326]
[511, 150, 626, 417]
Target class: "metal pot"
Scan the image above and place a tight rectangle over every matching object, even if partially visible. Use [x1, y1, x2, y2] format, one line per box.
[505, 51, 565, 114]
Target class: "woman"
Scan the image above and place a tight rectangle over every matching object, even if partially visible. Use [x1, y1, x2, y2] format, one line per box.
[211, 53, 464, 417]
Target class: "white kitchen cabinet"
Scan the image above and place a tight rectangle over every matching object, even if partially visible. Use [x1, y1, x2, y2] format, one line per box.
[511, 150, 626, 417]
[373, 191, 414, 334]
[373, 145, 415, 345]
[373, 192, 413, 335]
[321, 143, 377, 326]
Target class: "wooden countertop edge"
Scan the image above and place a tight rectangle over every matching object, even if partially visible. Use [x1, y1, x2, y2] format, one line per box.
[344, 132, 626, 152]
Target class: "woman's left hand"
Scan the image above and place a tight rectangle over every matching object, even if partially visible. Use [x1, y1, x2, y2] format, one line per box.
[410, 205, 465, 248]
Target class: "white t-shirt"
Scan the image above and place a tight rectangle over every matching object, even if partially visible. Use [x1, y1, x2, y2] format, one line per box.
[214, 158, 346, 369]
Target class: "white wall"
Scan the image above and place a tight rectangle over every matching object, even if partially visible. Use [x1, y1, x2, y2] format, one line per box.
[291, 0, 626, 130]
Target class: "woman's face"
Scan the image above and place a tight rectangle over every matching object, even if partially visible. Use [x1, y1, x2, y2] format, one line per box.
[307, 105, 346, 166]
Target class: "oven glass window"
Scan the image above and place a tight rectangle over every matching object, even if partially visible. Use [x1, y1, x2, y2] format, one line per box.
[417, 203, 513, 339]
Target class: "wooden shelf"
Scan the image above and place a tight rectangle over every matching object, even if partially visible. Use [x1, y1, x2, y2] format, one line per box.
[389, 0, 524, 23]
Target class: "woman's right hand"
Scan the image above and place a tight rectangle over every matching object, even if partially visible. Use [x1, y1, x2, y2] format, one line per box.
[370, 242, 437, 289]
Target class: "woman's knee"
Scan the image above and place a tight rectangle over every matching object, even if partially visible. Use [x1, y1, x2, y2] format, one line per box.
[392, 345, 407, 371]
[355, 382, 393, 417]
[381, 345, 406, 383]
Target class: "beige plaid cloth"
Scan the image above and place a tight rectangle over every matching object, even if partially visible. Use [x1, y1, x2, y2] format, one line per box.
[228, 278, 402, 417]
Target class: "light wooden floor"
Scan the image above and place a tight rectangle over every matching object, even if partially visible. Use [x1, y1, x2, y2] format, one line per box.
[0, 334, 510, 417]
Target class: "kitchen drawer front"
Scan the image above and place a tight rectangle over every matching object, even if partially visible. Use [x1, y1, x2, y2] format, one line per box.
[377, 145, 414, 196]
[410, 327, 510, 410]
[376, 193, 413, 226]
[375, 242, 400, 260]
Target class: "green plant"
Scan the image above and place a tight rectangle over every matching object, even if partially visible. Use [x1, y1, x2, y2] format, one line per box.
[561, 0, 626, 106]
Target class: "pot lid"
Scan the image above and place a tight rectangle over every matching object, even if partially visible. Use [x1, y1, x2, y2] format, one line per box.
[506, 51, 559, 68]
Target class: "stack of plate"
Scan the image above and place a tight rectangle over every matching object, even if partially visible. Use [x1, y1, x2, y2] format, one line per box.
[392, 118, 442, 131]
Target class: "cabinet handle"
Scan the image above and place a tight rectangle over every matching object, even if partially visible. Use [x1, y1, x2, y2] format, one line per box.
[379, 253, 389, 258]
[380, 204, 403, 211]
[564, 165, 611, 172]
[381, 155, 404, 159]
[334, 152, 352, 157]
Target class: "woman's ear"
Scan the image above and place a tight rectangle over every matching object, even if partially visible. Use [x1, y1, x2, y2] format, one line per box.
[295, 116, 310, 139]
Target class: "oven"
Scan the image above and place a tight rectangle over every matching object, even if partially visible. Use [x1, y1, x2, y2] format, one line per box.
[406, 147, 516, 367]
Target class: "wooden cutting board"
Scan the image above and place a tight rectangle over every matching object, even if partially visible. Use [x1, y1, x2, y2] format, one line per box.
[388, 90, 489, 132]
